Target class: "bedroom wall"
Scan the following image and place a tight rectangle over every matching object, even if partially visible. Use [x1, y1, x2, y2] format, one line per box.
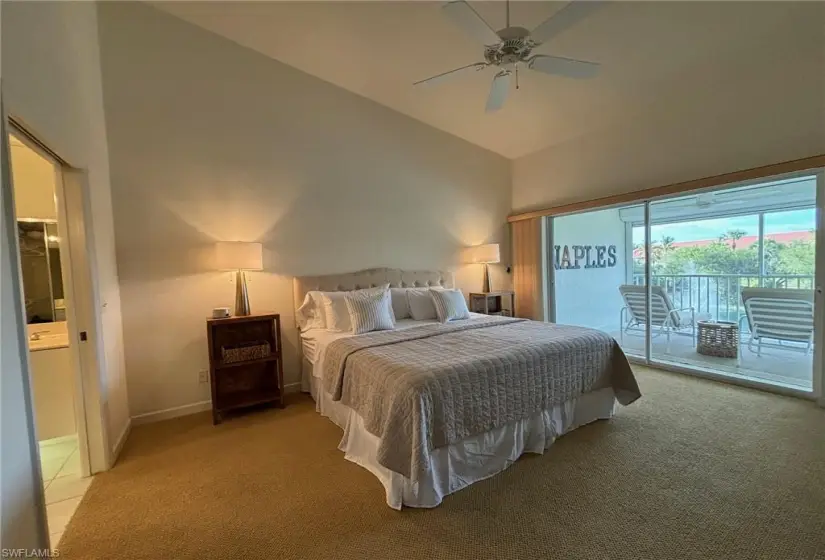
[96, 2, 512, 418]
[2, 0, 130, 466]
[511, 7, 825, 213]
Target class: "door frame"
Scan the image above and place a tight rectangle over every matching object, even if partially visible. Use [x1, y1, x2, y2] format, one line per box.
[814, 170, 824, 406]
[8, 118, 109, 474]
[1, 92, 50, 551]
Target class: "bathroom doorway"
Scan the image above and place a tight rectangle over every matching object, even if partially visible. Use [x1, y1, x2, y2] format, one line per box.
[8, 129, 92, 544]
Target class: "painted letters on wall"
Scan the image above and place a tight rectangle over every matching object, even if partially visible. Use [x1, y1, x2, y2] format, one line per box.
[554, 245, 617, 270]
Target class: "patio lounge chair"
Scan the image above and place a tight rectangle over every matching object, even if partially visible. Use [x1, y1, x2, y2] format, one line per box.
[740, 287, 815, 356]
[618, 284, 696, 350]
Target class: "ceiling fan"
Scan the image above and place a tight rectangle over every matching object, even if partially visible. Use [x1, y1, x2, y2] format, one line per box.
[414, 0, 603, 112]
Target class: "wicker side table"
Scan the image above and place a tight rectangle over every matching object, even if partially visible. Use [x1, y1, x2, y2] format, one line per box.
[697, 321, 739, 358]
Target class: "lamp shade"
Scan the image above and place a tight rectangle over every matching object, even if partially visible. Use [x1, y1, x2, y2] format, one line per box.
[468, 243, 500, 264]
[215, 242, 263, 271]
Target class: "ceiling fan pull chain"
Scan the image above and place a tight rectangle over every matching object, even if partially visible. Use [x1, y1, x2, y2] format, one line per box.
[516, 65, 520, 90]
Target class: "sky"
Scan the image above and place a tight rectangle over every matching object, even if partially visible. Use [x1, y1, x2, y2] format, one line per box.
[633, 209, 816, 244]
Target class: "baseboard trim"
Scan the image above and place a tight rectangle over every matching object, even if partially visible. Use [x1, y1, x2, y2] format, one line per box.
[131, 383, 304, 426]
[131, 400, 212, 426]
[110, 419, 132, 467]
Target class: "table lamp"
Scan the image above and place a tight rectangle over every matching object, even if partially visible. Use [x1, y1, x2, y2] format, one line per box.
[215, 241, 263, 316]
[469, 243, 500, 293]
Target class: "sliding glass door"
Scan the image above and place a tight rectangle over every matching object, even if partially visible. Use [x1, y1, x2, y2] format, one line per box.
[549, 171, 822, 397]
[551, 204, 646, 360]
[646, 177, 816, 390]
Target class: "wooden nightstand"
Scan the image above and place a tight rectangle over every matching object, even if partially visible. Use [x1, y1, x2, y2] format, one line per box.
[206, 313, 284, 425]
[469, 292, 515, 317]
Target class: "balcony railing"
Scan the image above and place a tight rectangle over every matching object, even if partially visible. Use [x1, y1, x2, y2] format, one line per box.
[631, 274, 815, 324]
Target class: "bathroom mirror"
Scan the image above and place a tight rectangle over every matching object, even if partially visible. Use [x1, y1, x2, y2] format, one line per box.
[18, 220, 65, 324]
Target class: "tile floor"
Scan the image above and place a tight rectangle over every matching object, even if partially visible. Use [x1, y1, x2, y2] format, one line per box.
[39, 435, 92, 546]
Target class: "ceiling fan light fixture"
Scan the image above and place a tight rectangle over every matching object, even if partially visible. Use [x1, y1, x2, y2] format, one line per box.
[414, 0, 604, 112]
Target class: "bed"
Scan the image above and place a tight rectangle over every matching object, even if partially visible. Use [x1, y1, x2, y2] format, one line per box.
[294, 267, 641, 509]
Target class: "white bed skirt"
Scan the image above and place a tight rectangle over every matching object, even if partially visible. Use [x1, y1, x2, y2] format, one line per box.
[309, 377, 617, 509]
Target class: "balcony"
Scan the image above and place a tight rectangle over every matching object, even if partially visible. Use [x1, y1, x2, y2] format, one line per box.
[632, 273, 815, 323]
[613, 273, 815, 390]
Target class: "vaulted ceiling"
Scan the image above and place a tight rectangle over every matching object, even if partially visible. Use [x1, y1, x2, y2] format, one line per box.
[153, 1, 823, 159]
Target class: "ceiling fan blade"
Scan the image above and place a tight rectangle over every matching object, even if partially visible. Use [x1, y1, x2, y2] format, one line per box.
[413, 62, 488, 86]
[442, 1, 501, 46]
[485, 71, 511, 113]
[528, 55, 600, 79]
[530, 0, 604, 45]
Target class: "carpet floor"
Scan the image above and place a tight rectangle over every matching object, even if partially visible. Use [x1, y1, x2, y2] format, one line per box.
[57, 367, 825, 559]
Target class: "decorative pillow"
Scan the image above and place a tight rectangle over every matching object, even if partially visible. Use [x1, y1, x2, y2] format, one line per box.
[321, 285, 388, 333]
[390, 288, 412, 320]
[407, 287, 445, 321]
[430, 289, 470, 323]
[295, 291, 326, 331]
[345, 288, 395, 335]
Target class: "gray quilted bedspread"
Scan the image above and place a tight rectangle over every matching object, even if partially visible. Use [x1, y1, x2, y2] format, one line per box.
[321, 316, 641, 480]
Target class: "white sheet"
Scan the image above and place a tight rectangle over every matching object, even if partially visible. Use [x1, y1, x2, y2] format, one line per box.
[301, 317, 618, 509]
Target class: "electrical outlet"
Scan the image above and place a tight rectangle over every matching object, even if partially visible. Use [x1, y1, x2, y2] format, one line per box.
[198, 369, 209, 384]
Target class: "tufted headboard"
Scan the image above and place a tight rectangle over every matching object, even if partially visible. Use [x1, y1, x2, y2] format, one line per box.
[292, 267, 453, 388]
[292, 267, 454, 316]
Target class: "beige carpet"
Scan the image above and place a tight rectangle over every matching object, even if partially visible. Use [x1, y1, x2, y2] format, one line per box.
[58, 367, 825, 559]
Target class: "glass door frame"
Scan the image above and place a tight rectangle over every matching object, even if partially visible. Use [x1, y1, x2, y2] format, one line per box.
[813, 169, 824, 406]
[547, 168, 824, 405]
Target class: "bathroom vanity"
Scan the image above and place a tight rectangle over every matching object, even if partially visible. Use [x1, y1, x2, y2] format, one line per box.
[28, 322, 76, 441]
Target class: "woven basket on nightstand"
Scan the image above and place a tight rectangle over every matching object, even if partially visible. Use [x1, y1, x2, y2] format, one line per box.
[697, 321, 739, 358]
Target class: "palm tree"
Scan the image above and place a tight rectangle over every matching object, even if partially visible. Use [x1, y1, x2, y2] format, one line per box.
[720, 229, 747, 250]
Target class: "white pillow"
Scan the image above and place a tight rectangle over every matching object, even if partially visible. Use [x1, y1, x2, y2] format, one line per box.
[407, 287, 445, 321]
[320, 292, 351, 332]
[430, 289, 470, 323]
[295, 291, 326, 331]
[390, 288, 411, 320]
[346, 288, 395, 334]
[321, 285, 388, 333]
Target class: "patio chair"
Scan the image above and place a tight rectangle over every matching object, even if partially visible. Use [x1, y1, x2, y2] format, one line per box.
[739, 287, 815, 356]
[618, 284, 696, 350]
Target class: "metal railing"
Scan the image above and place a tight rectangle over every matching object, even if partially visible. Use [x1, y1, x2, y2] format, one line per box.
[631, 274, 815, 324]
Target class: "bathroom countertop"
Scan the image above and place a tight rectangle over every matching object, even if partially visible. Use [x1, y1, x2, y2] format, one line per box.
[27, 322, 70, 352]
[29, 338, 70, 352]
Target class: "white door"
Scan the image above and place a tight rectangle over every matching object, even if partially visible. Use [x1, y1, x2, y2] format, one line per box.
[56, 168, 109, 472]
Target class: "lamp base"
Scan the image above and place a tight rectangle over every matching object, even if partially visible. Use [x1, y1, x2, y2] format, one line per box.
[235, 270, 251, 316]
[482, 263, 492, 293]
